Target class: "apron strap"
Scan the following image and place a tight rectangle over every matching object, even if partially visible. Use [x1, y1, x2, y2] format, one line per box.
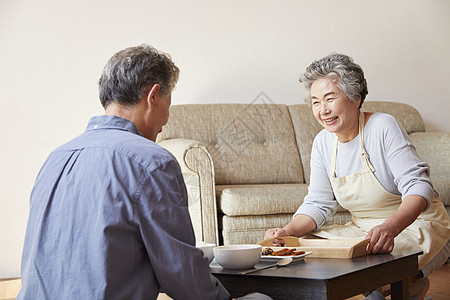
[330, 137, 338, 177]
[329, 111, 375, 178]
[358, 111, 375, 173]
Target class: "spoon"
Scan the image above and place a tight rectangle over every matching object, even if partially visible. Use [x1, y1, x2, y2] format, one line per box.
[240, 257, 294, 275]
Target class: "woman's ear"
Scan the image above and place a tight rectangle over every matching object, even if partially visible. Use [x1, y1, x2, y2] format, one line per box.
[356, 94, 362, 108]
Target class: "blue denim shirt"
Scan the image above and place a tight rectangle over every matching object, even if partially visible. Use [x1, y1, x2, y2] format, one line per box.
[18, 115, 229, 300]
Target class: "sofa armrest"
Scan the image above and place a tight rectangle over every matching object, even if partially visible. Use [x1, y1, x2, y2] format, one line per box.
[158, 139, 219, 245]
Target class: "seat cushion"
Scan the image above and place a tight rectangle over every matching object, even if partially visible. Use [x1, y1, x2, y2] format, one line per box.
[220, 211, 354, 245]
[216, 184, 308, 216]
[221, 213, 294, 245]
[217, 184, 355, 245]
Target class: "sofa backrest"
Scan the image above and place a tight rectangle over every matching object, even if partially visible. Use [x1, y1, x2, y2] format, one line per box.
[409, 132, 449, 181]
[361, 101, 425, 134]
[157, 104, 304, 185]
[288, 104, 323, 184]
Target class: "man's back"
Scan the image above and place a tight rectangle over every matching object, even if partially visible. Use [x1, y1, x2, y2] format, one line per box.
[18, 115, 207, 299]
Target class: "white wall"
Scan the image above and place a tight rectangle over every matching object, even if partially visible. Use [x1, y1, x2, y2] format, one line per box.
[1, 0, 449, 278]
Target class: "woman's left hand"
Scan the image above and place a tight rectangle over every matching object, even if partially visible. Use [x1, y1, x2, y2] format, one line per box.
[365, 195, 427, 255]
[365, 222, 395, 254]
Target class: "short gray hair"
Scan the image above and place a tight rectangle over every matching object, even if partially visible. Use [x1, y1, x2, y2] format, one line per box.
[299, 53, 368, 108]
[98, 44, 179, 109]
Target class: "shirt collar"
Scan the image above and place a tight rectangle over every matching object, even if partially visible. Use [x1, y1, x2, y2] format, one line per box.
[86, 115, 143, 136]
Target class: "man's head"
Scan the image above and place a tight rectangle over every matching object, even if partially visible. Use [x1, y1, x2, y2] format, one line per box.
[99, 44, 179, 141]
[98, 44, 179, 109]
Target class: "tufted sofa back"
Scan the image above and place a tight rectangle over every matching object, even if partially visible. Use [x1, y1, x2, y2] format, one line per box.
[157, 104, 303, 185]
[361, 101, 425, 134]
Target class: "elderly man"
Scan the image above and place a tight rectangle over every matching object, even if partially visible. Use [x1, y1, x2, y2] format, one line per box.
[17, 44, 231, 299]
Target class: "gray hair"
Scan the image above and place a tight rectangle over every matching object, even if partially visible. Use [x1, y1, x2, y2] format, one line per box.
[299, 53, 368, 108]
[98, 44, 179, 109]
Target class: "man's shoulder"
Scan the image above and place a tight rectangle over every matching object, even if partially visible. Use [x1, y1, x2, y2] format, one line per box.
[119, 135, 175, 166]
[100, 133, 176, 171]
[55, 129, 177, 172]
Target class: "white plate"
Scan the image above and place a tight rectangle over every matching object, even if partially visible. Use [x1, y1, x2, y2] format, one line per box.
[260, 250, 312, 260]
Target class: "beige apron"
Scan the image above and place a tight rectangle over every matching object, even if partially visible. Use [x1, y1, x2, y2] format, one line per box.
[312, 111, 450, 269]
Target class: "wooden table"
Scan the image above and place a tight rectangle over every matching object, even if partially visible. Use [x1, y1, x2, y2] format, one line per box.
[210, 251, 422, 300]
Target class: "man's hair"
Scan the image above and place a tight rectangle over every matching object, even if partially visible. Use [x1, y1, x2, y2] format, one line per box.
[299, 53, 368, 108]
[98, 44, 179, 109]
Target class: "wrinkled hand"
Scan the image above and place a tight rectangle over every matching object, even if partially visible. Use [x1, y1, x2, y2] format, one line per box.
[264, 228, 290, 246]
[365, 223, 395, 255]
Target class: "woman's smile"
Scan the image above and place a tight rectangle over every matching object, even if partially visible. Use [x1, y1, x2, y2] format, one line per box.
[322, 116, 338, 124]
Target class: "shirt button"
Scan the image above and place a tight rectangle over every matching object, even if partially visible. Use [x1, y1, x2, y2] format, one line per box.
[94, 125, 98, 129]
[215, 144, 220, 148]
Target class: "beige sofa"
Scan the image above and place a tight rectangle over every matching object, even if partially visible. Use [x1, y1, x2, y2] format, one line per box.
[156, 101, 450, 245]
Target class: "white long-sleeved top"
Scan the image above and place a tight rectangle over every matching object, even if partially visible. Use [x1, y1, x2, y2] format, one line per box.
[294, 112, 436, 228]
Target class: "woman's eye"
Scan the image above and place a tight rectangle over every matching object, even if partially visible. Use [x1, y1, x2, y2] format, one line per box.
[327, 98, 335, 102]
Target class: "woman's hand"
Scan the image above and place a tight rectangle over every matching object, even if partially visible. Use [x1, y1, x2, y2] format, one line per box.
[365, 195, 427, 255]
[264, 228, 290, 246]
[365, 222, 395, 254]
[264, 215, 317, 246]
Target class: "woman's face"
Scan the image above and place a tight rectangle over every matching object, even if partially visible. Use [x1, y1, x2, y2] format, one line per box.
[310, 77, 361, 143]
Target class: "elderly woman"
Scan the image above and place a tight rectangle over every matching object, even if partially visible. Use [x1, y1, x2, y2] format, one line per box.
[265, 53, 450, 299]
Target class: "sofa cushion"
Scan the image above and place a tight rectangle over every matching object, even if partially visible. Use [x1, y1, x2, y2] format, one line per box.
[288, 104, 324, 183]
[221, 214, 294, 245]
[409, 132, 449, 181]
[220, 211, 354, 245]
[158, 104, 303, 185]
[216, 184, 307, 216]
[362, 101, 425, 134]
[433, 180, 450, 207]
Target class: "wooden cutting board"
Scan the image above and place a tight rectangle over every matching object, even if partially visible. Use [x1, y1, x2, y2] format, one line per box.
[258, 236, 370, 258]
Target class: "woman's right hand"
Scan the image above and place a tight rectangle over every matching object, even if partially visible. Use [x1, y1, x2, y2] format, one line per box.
[264, 215, 317, 246]
[264, 228, 290, 246]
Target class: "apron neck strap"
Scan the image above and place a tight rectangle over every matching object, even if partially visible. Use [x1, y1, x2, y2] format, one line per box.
[330, 111, 374, 177]
[358, 111, 365, 153]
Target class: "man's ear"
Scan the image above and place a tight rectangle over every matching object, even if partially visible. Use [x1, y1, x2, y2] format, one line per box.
[146, 84, 161, 106]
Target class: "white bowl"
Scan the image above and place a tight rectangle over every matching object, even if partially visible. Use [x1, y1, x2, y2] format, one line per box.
[196, 242, 216, 263]
[213, 244, 262, 269]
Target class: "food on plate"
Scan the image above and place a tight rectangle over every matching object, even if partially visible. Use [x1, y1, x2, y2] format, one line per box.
[262, 247, 305, 256]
